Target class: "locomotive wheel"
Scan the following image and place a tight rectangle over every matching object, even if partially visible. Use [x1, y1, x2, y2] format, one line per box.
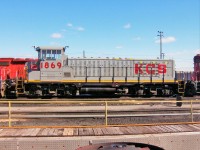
[184, 89, 194, 97]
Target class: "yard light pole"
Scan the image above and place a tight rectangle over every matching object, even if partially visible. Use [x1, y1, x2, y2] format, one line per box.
[162, 52, 165, 59]
[157, 31, 164, 59]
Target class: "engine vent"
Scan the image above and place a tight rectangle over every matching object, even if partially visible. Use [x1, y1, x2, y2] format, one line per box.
[64, 72, 71, 77]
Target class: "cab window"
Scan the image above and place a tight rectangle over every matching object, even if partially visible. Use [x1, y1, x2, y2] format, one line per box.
[57, 50, 61, 59]
[38, 51, 41, 60]
[47, 50, 51, 59]
[41, 50, 46, 60]
[40, 49, 62, 60]
[52, 50, 56, 59]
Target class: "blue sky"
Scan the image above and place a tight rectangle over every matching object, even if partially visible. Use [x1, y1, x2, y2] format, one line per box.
[0, 0, 199, 71]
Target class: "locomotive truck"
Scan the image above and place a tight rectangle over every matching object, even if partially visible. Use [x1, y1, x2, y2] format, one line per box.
[0, 46, 197, 98]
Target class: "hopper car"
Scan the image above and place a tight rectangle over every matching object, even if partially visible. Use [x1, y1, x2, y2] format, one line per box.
[0, 46, 198, 98]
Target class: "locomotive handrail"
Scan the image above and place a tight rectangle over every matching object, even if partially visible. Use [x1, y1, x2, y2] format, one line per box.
[0, 99, 200, 128]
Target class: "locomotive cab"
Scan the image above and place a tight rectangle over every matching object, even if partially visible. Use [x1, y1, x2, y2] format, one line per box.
[28, 46, 69, 82]
[26, 46, 76, 97]
[38, 47, 63, 61]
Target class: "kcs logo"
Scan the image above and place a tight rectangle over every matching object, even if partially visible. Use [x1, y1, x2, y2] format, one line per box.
[135, 64, 166, 74]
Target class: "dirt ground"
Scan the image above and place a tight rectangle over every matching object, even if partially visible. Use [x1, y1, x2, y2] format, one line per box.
[0, 115, 198, 127]
[1, 100, 199, 127]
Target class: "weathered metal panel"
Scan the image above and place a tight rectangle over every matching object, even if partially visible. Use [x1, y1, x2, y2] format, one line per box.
[66, 58, 174, 82]
[28, 71, 40, 80]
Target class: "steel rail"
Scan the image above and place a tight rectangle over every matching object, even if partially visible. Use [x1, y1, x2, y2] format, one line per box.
[1, 121, 200, 129]
[1, 112, 199, 118]
[0, 105, 196, 113]
[0, 99, 200, 103]
[2, 95, 200, 101]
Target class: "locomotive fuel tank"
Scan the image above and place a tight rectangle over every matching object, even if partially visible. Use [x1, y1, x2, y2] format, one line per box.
[80, 87, 117, 94]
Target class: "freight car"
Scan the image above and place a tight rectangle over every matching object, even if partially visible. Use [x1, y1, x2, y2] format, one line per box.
[173, 54, 200, 95]
[175, 71, 193, 81]
[193, 54, 200, 94]
[176, 54, 200, 95]
[0, 46, 197, 98]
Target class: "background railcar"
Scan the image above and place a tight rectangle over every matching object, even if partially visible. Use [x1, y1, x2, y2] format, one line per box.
[194, 54, 200, 81]
[175, 71, 193, 81]
[0, 58, 27, 80]
[193, 54, 200, 94]
[0, 58, 37, 98]
[174, 54, 200, 95]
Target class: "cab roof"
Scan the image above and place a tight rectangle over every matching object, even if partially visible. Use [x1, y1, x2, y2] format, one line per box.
[36, 46, 65, 52]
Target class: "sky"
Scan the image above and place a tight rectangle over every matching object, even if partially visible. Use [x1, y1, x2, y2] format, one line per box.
[0, 0, 199, 71]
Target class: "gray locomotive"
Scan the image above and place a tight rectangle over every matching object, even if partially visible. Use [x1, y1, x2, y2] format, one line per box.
[22, 46, 195, 97]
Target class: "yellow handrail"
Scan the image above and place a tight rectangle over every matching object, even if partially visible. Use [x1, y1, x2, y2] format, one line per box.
[0, 99, 200, 128]
[105, 101, 108, 126]
[8, 101, 11, 127]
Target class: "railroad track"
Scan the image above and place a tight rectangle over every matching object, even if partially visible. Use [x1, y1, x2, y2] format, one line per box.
[1, 95, 200, 102]
[1, 112, 199, 119]
[1, 103, 200, 126]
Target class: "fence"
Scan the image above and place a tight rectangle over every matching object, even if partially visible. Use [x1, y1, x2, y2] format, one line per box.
[0, 99, 200, 128]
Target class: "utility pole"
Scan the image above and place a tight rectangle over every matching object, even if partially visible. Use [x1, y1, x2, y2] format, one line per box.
[157, 31, 164, 59]
[162, 52, 165, 59]
[83, 50, 86, 58]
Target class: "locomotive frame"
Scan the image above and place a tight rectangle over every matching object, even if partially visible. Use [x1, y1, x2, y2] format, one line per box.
[0, 46, 197, 98]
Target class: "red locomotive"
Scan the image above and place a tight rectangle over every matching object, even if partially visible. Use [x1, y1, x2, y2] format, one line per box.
[0, 58, 28, 80]
[0, 58, 37, 98]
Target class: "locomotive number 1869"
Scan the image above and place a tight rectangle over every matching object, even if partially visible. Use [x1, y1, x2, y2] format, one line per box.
[40, 62, 62, 69]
